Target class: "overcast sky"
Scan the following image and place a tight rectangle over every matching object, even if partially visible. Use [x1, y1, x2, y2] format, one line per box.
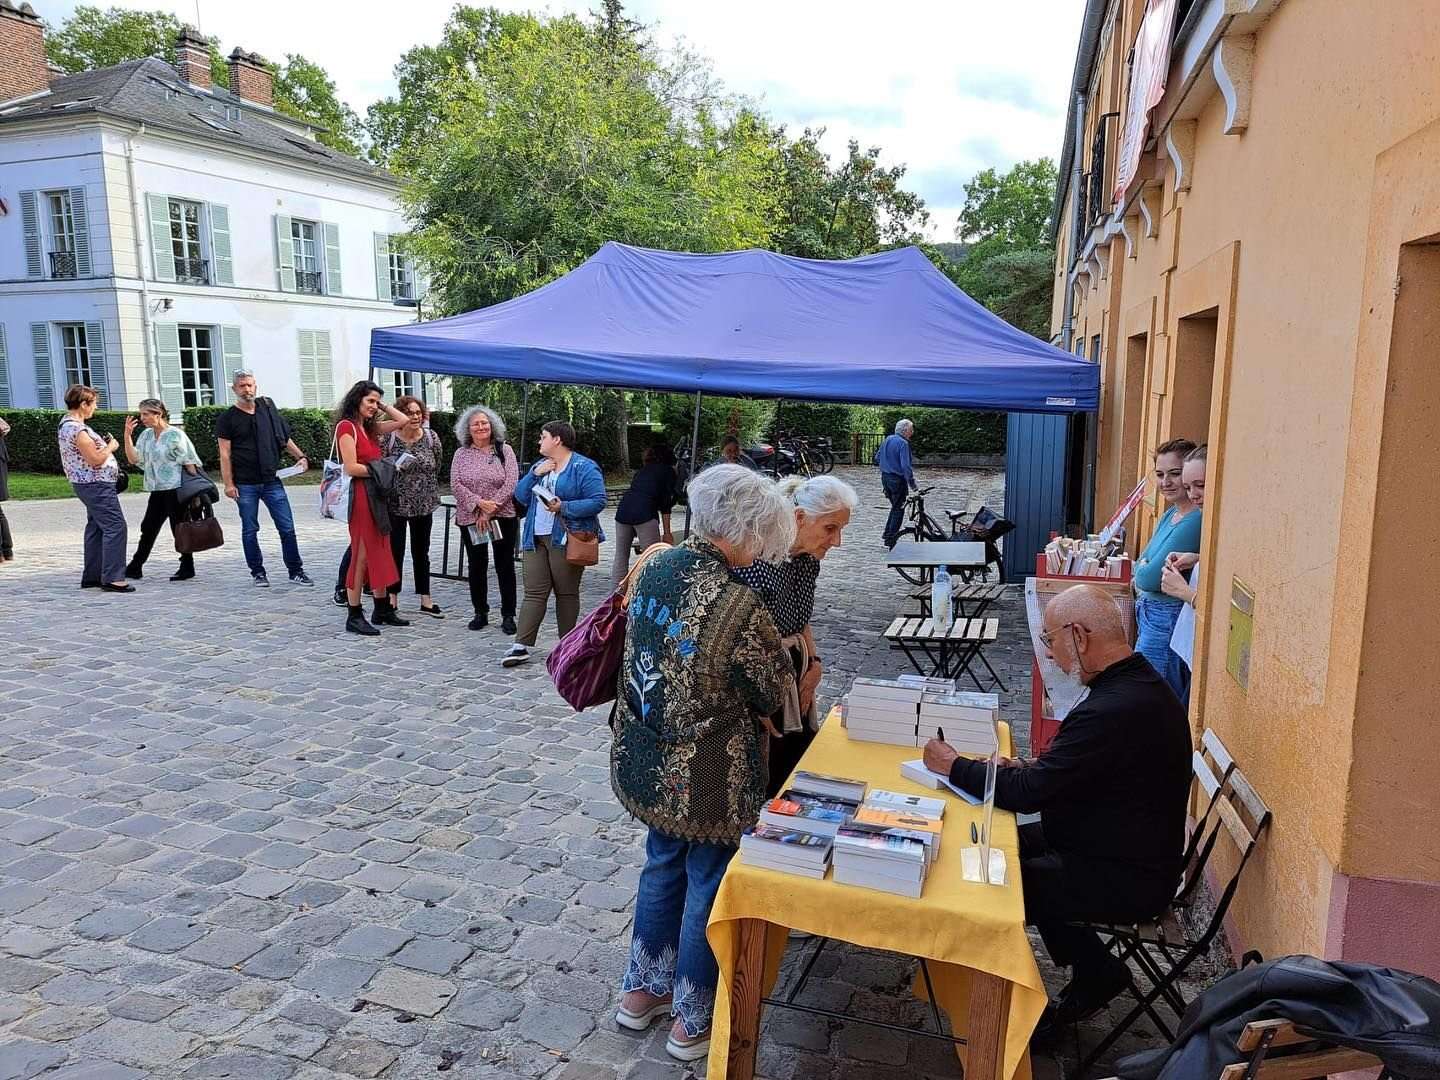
[47, 0, 1084, 239]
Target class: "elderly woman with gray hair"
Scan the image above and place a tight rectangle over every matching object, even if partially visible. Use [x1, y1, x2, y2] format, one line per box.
[449, 405, 519, 632]
[733, 474, 859, 794]
[612, 464, 797, 1063]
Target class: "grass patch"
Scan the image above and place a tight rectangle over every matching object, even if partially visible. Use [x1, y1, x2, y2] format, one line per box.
[6, 472, 74, 501]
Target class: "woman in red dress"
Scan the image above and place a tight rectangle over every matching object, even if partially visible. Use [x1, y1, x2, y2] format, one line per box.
[336, 380, 409, 636]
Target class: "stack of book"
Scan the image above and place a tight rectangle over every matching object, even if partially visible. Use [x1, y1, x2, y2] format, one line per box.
[917, 691, 1000, 757]
[758, 788, 860, 838]
[1044, 536, 1131, 579]
[738, 823, 833, 879]
[842, 677, 924, 746]
[789, 770, 867, 804]
[831, 788, 945, 897]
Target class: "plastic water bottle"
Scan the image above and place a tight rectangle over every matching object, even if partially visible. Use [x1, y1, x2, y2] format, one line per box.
[932, 565, 953, 632]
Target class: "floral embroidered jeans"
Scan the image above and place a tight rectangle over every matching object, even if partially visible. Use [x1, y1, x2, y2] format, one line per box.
[622, 827, 737, 1037]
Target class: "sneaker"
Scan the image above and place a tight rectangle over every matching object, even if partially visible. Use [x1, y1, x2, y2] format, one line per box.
[253, 573, 270, 588]
[289, 571, 314, 586]
[615, 991, 672, 1031]
[665, 1021, 711, 1063]
[333, 586, 347, 607]
[501, 645, 530, 668]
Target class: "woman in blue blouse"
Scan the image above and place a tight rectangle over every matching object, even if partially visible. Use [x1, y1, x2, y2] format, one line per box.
[1133, 438, 1201, 697]
[502, 420, 607, 668]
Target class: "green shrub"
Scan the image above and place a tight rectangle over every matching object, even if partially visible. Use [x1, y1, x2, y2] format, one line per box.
[773, 402, 851, 438]
[874, 407, 1006, 456]
[0, 408, 134, 473]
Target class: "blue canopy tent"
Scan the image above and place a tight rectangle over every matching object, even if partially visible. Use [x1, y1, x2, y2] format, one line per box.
[370, 242, 1099, 567]
[371, 242, 1097, 412]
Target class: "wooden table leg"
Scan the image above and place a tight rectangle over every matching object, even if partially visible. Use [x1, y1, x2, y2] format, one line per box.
[966, 969, 1012, 1080]
[727, 918, 770, 1080]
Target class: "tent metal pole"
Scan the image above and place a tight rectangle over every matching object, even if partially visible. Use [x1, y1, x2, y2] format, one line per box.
[683, 390, 702, 539]
[519, 383, 530, 462]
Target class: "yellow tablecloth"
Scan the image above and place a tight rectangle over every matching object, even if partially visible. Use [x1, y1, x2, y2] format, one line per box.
[706, 713, 1045, 1078]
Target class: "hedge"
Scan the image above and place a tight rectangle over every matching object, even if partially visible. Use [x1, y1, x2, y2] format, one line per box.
[772, 402, 852, 438]
[3, 405, 467, 480]
[874, 407, 1006, 456]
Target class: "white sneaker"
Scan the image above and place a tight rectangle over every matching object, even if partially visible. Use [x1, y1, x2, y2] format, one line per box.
[615, 995, 672, 1031]
[501, 645, 530, 668]
[665, 1025, 712, 1062]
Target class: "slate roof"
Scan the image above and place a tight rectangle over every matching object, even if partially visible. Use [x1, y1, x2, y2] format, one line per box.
[0, 57, 396, 187]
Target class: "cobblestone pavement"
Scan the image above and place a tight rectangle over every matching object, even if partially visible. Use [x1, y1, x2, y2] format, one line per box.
[0, 465, 1177, 1079]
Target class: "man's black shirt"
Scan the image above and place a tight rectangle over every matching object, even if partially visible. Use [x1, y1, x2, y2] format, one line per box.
[216, 399, 289, 485]
[950, 653, 1191, 878]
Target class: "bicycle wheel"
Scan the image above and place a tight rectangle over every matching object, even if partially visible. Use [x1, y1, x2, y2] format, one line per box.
[816, 447, 835, 474]
[890, 525, 930, 586]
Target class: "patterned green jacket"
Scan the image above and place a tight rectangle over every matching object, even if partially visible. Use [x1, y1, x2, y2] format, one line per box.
[611, 537, 793, 845]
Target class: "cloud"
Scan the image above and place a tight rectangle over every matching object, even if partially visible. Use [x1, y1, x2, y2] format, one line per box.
[43, 0, 1084, 239]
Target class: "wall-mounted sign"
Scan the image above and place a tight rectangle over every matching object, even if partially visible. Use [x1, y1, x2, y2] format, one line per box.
[1227, 577, 1255, 690]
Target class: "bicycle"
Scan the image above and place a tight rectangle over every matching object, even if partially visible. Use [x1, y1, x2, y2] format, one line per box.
[888, 489, 1012, 585]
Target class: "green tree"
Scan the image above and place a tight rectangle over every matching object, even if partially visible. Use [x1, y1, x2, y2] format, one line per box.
[273, 55, 364, 156]
[45, 5, 228, 84]
[951, 158, 1059, 339]
[45, 6, 362, 155]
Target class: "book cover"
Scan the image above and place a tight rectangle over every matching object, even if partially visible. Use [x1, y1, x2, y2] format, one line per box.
[834, 823, 928, 862]
[862, 789, 946, 820]
[790, 771, 868, 803]
[746, 823, 831, 848]
[854, 806, 944, 835]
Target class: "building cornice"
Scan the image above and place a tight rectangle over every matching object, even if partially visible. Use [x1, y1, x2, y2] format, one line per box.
[0, 274, 413, 315]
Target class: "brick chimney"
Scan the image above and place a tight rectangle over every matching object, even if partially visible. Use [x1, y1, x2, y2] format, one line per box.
[174, 25, 212, 88]
[227, 49, 274, 108]
[0, 1, 49, 103]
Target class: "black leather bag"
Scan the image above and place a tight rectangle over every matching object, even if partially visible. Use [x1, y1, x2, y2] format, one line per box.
[174, 496, 224, 554]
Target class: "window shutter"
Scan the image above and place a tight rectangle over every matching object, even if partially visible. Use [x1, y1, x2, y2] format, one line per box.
[274, 214, 295, 292]
[415, 262, 430, 302]
[146, 193, 176, 282]
[0, 325, 10, 407]
[31, 323, 55, 409]
[154, 322, 184, 415]
[209, 204, 234, 285]
[219, 325, 243, 404]
[322, 222, 342, 295]
[298, 329, 318, 407]
[314, 330, 334, 407]
[373, 233, 391, 301]
[84, 321, 109, 407]
[69, 187, 93, 276]
[19, 192, 42, 278]
[373, 368, 390, 395]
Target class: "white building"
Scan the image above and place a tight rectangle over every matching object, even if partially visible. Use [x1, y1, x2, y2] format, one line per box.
[0, 5, 443, 413]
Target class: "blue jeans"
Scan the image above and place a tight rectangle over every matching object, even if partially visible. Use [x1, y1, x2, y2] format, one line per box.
[881, 472, 909, 546]
[1135, 592, 1187, 700]
[622, 828, 736, 1037]
[235, 480, 303, 578]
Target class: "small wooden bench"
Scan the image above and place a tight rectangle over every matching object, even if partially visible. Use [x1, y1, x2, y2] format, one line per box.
[909, 582, 1007, 621]
[881, 615, 1005, 691]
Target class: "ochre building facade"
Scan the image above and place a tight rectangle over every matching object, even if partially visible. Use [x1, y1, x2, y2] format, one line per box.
[1052, 0, 1440, 976]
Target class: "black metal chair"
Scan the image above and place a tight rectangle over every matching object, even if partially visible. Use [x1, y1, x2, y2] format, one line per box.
[1071, 747, 1272, 1077]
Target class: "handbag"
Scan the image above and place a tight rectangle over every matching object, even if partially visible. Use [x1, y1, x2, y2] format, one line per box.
[565, 529, 600, 567]
[546, 542, 670, 711]
[175, 496, 224, 554]
[319, 428, 351, 522]
[115, 469, 130, 494]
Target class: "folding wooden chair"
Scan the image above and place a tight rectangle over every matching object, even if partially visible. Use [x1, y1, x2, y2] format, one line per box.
[1097, 1016, 1389, 1080]
[1074, 751, 1271, 1077]
[1219, 1018, 1389, 1079]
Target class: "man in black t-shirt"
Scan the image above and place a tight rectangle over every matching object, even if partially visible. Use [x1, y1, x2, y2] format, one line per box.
[924, 584, 1192, 1035]
[215, 370, 313, 587]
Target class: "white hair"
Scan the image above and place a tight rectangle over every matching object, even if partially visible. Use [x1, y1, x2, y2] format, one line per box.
[894, 418, 914, 435]
[455, 404, 507, 447]
[687, 464, 796, 563]
[775, 475, 859, 520]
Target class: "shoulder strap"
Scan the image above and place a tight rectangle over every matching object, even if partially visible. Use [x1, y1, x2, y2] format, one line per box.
[620, 542, 672, 605]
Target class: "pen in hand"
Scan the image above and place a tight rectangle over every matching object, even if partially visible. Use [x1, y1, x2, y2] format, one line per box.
[937, 727, 945, 743]
[970, 822, 978, 844]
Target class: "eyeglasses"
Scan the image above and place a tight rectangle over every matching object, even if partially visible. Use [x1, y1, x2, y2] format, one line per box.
[1039, 621, 1088, 648]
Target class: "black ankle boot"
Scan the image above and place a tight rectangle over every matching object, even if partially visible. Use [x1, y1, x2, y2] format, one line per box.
[373, 599, 410, 627]
[501, 613, 517, 635]
[346, 604, 380, 636]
